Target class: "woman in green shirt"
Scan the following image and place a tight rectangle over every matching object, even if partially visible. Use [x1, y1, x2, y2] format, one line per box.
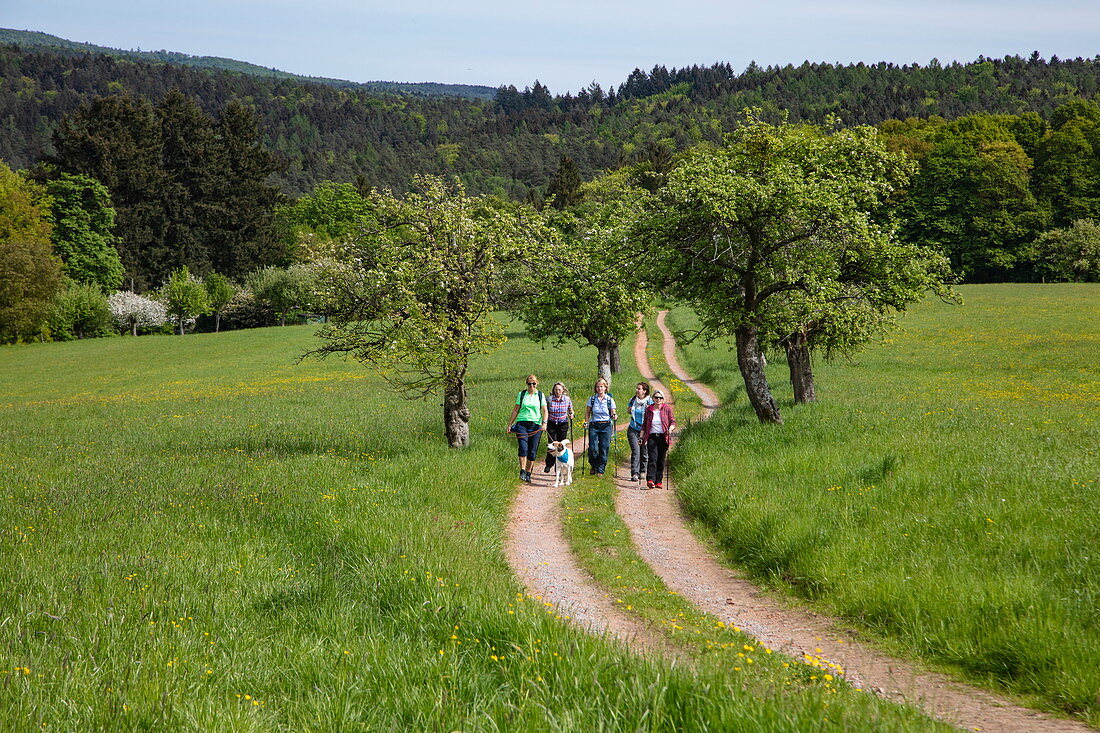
[506, 374, 549, 483]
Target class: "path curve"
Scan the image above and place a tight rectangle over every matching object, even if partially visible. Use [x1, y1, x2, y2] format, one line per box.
[617, 310, 1089, 733]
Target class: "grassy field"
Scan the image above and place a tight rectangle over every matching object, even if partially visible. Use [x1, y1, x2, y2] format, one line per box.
[666, 284, 1100, 725]
[1, 320, 943, 731]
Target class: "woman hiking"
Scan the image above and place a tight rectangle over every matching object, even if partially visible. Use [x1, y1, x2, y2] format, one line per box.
[542, 382, 574, 474]
[583, 377, 617, 476]
[640, 389, 675, 489]
[506, 374, 548, 483]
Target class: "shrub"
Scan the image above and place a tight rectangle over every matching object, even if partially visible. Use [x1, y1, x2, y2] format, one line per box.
[48, 281, 113, 340]
[221, 287, 278, 330]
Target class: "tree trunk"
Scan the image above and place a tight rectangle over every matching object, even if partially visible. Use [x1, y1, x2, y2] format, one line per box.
[131, 320, 138, 337]
[443, 374, 471, 448]
[609, 342, 621, 374]
[280, 311, 287, 327]
[215, 312, 221, 333]
[178, 318, 185, 336]
[735, 326, 782, 423]
[784, 330, 816, 404]
[595, 342, 612, 385]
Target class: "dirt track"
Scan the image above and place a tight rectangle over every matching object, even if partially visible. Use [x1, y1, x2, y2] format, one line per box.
[504, 311, 1091, 732]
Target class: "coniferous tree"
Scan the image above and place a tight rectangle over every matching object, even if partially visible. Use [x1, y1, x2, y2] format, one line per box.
[546, 155, 582, 210]
[50, 95, 165, 288]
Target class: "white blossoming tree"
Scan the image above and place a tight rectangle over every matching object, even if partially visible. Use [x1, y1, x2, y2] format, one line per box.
[108, 290, 168, 336]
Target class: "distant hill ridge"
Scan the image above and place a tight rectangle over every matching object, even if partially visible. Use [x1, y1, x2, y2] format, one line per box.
[3, 33, 1099, 200]
[0, 28, 497, 100]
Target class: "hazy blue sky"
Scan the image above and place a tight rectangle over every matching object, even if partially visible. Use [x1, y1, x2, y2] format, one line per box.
[4, 0, 1099, 93]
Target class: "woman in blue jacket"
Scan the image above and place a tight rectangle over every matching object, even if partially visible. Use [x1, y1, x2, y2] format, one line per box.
[626, 382, 652, 482]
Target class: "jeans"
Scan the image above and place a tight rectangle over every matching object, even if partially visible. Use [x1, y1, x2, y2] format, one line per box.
[588, 421, 613, 474]
[513, 421, 542, 460]
[543, 420, 570, 470]
[627, 426, 648, 477]
[646, 433, 669, 483]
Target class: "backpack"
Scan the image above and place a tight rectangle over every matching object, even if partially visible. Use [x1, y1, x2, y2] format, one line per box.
[518, 390, 545, 407]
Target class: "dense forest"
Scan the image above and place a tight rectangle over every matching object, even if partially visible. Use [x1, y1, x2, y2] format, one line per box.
[0, 29, 497, 99]
[2, 38, 1099, 343]
[2, 44, 1099, 196]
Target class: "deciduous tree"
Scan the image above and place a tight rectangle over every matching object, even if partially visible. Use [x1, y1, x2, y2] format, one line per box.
[646, 114, 944, 423]
[1032, 219, 1100, 282]
[247, 264, 315, 326]
[0, 163, 62, 343]
[204, 272, 235, 332]
[159, 266, 211, 335]
[514, 169, 653, 385]
[48, 281, 113, 340]
[45, 173, 124, 290]
[308, 175, 550, 448]
[108, 290, 168, 336]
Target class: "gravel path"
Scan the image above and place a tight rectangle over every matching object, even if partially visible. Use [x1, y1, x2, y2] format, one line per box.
[616, 310, 1090, 733]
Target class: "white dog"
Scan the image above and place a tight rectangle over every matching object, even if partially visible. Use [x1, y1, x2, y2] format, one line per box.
[546, 440, 574, 487]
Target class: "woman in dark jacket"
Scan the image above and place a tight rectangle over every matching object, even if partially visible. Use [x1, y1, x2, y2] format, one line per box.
[639, 390, 675, 489]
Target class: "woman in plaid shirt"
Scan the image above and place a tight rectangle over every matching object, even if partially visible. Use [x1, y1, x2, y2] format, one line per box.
[542, 382, 575, 473]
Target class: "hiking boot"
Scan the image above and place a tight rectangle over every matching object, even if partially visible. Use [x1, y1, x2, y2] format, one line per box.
[646, 480, 655, 489]
[630, 473, 638, 482]
[654, 481, 663, 489]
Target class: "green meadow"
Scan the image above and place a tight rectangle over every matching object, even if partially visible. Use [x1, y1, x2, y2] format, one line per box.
[667, 284, 1100, 725]
[1, 322, 941, 730]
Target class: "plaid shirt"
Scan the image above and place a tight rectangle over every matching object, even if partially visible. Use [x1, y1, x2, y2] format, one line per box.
[547, 395, 572, 422]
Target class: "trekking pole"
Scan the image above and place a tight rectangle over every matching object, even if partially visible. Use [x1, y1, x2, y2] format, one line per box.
[660, 431, 668, 488]
[580, 419, 587, 478]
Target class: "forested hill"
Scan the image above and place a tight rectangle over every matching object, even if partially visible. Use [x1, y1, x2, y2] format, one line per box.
[0, 29, 497, 99]
[2, 43, 1099, 197]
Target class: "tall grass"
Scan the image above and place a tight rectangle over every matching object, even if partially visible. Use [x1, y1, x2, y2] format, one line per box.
[1, 321, 934, 730]
[666, 284, 1100, 725]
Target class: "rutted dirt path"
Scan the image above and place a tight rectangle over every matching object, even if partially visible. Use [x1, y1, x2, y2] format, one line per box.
[617, 310, 1090, 733]
[503, 416, 677, 657]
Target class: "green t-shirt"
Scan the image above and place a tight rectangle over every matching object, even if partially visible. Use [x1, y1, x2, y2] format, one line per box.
[515, 390, 545, 422]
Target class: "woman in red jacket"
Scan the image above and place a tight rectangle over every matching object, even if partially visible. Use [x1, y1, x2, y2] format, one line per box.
[639, 390, 676, 489]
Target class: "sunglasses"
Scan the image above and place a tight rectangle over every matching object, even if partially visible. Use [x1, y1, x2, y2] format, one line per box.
[527, 382, 537, 386]
[653, 395, 665, 399]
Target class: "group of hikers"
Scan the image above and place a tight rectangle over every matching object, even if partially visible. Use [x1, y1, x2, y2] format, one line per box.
[506, 375, 676, 489]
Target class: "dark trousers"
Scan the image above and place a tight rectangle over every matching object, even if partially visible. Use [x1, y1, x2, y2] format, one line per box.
[543, 420, 570, 469]
[645, 434, 669, 483]
[513, 421, 542, 460]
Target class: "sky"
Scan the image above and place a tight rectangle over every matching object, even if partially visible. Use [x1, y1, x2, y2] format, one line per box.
[4, 0, 1099, 94]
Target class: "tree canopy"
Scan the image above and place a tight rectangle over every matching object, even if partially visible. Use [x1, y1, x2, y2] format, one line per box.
[309, 175, 552, 447]
[0, 162, 62, 343]
[646, 115, 950, 422]
[514, 169, 654, 384]
[45, 173, 124, 290]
